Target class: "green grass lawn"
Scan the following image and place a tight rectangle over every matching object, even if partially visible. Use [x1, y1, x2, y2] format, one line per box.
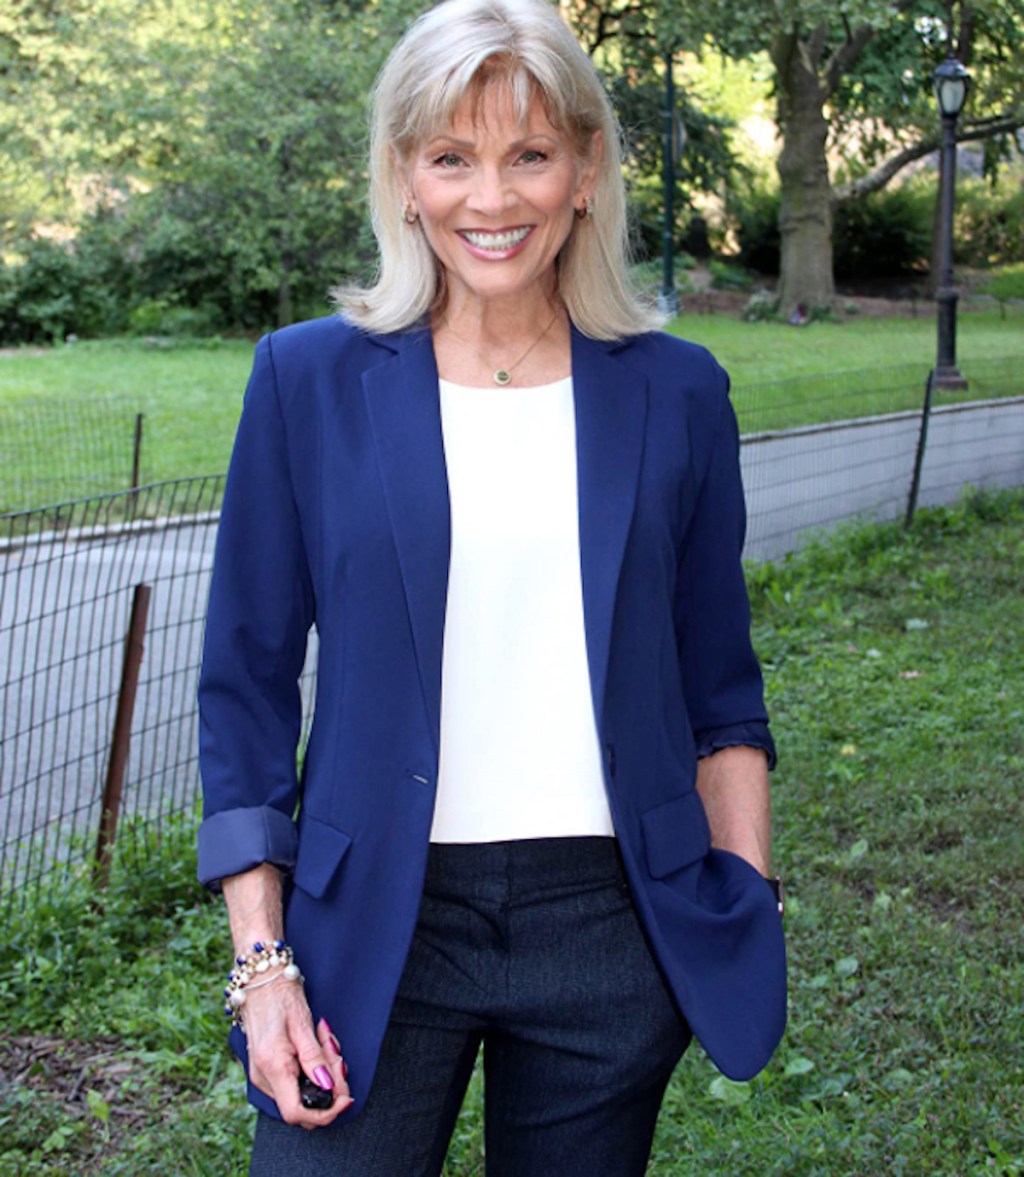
[1, 303, 1021, 511]
[670, 299, 1024, 385]
[0, 338, 254, 511]
[2, 490, 1022, 1174]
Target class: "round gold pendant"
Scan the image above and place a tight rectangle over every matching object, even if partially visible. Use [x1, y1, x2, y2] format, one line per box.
[494, 369, 511, 385]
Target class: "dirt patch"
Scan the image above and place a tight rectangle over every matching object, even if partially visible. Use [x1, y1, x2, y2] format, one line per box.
[0, 1034, 174, 1167]
[676, 289, 945, 319]
[0, 1033, 147, 1117]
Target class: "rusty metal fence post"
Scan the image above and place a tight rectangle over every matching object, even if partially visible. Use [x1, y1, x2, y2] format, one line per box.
[92, 583, 152, 891]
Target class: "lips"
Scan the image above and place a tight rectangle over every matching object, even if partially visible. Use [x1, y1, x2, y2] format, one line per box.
[458, 226, 532, 251]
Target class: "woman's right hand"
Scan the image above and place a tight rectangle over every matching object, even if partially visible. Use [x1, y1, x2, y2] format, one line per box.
[241, 975, 353, 1127]
[221, 864, 352, 1128]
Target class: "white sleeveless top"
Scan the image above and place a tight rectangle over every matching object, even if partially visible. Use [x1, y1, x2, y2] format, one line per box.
[430, 377, 615, 843]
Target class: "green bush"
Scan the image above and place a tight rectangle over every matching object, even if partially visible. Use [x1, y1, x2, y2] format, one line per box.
[0, 212, 135, 343]
[69, 207, 136, 336]
[954, 172, 1024, 266]
[127, 297, 225, 338]
[0, 238, 79, 343]
[728, 182, 781, 275]
[709, 257, 755, 291]
[0, 174, 368, 344]
[730, 175, 937, 282]
[833, 181, 934, 279]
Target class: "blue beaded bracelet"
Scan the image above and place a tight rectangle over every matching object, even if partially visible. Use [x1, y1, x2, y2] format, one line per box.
[223, 940, 301, 1027]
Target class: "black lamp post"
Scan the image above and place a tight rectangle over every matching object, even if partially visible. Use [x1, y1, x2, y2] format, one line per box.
[932, 55, 970, 392]
[657, 51, 683, 317]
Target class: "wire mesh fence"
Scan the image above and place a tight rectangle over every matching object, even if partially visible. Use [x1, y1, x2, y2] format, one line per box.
[0, 478, 223, 909]
[0, 395, 146, 514]
[0, 360, 1021, 911]
[732, 354, 1021, 435]
[739, 357, 1023, 560]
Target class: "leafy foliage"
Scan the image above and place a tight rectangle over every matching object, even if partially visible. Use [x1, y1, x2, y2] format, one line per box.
[833, 182, 935, 279]
[0, 0, 420, 341]
[954, 169, 1024, 267]
[609, 75, 740, 261]
[582, 0, 1024, 313]
[730, 176, 937, 280]
[2, 0, 1023, 338]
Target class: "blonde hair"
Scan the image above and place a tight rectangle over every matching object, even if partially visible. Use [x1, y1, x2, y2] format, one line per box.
[334, 0, 661, 340]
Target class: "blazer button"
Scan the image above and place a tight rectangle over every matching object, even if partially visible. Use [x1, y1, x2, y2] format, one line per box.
[605, 743, 617, 779]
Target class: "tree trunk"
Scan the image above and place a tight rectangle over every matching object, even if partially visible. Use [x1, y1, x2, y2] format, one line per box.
[773, 36, 835, 320]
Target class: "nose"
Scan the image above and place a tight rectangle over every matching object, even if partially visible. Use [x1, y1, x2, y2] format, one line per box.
[465, 164, 515, 218]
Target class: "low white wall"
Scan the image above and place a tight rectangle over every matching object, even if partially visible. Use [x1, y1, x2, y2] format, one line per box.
[741, 395, 1024, 562]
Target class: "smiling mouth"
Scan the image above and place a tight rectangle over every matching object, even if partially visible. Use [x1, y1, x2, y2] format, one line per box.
[458, 227, 532, 251]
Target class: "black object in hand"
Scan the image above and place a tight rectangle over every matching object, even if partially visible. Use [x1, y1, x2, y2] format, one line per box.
[298, 1074, 334, 1110]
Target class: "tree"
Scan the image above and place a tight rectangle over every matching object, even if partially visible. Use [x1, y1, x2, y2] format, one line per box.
[0, 0, 216, 238]
[565, 0, 1024, 317]
[147, 0, 388, 328]
[1, 0, 421, 332]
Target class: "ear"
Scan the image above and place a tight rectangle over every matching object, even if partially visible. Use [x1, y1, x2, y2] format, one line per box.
[575, 129, 603, 201]
[390, 144, 413, 203]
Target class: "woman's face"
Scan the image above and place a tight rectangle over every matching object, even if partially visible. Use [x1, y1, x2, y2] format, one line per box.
[405, 84, 598, 311]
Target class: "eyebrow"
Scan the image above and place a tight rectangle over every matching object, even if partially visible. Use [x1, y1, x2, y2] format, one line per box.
[424, 133, 558, 152]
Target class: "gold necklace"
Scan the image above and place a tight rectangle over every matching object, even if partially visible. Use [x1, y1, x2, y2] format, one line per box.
[443, 306, 562, 386]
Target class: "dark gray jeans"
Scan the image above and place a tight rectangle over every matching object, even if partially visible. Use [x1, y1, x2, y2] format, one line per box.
[250, 836, 691, 1176]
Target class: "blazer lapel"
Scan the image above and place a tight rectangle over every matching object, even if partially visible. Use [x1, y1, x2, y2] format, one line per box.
[362, 330, 450, 752]
[572, 329, 649, 723]
[361, 326, 647, 750]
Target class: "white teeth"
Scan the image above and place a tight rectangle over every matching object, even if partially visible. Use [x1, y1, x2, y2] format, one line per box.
[462, 227, 530, 250]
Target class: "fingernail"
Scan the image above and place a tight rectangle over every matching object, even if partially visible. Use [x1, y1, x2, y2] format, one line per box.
[313, 1066, 334, 1091]
[321, 1018, 343, 1057]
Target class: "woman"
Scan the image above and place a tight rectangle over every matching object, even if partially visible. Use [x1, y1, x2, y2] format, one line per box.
[197, 0, 785, 1171]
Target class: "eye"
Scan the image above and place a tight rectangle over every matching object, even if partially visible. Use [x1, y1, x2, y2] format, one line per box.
[519, 149, 548, 164]
[432, 151, 464, 168]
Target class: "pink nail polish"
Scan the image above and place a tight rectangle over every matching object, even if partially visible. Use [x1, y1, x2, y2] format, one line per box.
[342, 1059, 349, 1080]
[321, 1018, 343, 1057]
[313, 1066, 334, 1091]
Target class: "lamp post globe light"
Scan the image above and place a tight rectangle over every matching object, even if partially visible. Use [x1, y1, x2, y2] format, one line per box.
[932, 55, 970, 392]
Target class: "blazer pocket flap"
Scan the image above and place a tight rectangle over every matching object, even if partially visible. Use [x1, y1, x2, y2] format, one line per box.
[293, 814, 353, 899]
[641, 790, 711, 879]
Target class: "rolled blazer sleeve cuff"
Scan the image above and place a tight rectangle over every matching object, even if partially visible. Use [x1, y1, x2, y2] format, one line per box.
[196, 806, 298, 891]
[695, 722, 777, 771]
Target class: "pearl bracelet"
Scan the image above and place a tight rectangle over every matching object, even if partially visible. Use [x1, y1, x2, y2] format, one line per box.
[223, 939, 302, 1027]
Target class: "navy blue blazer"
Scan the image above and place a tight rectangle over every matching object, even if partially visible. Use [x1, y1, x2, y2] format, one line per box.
[197, 315, 786, 1120]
